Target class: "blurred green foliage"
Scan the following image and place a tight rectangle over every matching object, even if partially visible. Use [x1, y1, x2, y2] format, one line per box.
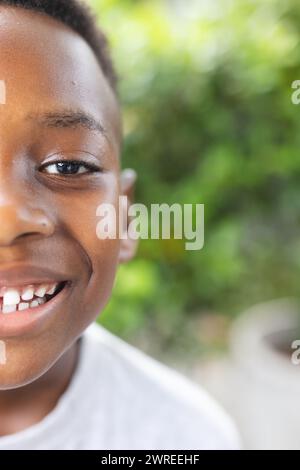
[91, 0, 300, 351]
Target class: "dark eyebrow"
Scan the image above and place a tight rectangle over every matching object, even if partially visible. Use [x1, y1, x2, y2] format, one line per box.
[27, 109, 106, 135]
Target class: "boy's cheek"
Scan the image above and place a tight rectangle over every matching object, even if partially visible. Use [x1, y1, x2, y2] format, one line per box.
[85, 236, 120, 307]
[59, 196, 121, 310]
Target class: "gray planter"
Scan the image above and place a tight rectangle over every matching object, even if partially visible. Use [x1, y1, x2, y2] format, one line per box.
[230, 299, 300, 450]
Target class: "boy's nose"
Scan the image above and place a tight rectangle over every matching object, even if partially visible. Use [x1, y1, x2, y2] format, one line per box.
[0, 201, 55, 247]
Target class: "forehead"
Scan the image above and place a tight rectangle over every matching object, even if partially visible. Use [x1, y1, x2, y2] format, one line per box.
[0, 6, 121, 152]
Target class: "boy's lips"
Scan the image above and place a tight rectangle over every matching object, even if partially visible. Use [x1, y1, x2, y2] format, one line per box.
[0, 265, 69, 286]
[0, 266, 72, 338]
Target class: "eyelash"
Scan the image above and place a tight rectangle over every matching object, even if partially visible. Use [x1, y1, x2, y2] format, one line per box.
[39, 160, 101, 176]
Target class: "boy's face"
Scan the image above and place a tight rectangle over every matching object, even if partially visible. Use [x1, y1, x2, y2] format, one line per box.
[0, 7, 134, 389]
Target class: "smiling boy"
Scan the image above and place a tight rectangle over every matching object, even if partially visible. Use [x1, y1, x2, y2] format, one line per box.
[0, 0, 239, 450]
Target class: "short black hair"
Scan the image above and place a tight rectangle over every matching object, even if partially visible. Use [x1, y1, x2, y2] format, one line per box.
[0, 0, 117, 93]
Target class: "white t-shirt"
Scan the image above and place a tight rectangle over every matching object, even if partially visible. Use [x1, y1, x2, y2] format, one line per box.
[0, 323, 240, 450]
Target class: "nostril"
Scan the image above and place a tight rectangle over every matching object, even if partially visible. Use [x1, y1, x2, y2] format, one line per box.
[15, 232, 42, 241]
[0, 206, 55, 246]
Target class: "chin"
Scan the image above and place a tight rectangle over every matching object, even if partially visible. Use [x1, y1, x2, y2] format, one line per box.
[0, 344, 61, 390]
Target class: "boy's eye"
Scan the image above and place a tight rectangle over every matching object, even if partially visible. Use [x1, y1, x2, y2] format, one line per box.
[40, 161, 100, 176]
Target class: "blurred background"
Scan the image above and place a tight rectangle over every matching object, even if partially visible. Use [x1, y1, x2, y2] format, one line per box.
[89, 0, 300, 449]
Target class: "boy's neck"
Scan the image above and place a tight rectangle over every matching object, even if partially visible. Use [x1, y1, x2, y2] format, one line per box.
[0, 339, 81, 437]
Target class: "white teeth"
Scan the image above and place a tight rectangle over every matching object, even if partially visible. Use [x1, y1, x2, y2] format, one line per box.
[3, 289, 20, 306]
[35, 286, 47, 298]
[0, 282, 60, 314]
[18, 302, 29, 311]
[21, 287, 34, 301]
[46, 285, 57, 295]
[3, 304, 17, 314]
